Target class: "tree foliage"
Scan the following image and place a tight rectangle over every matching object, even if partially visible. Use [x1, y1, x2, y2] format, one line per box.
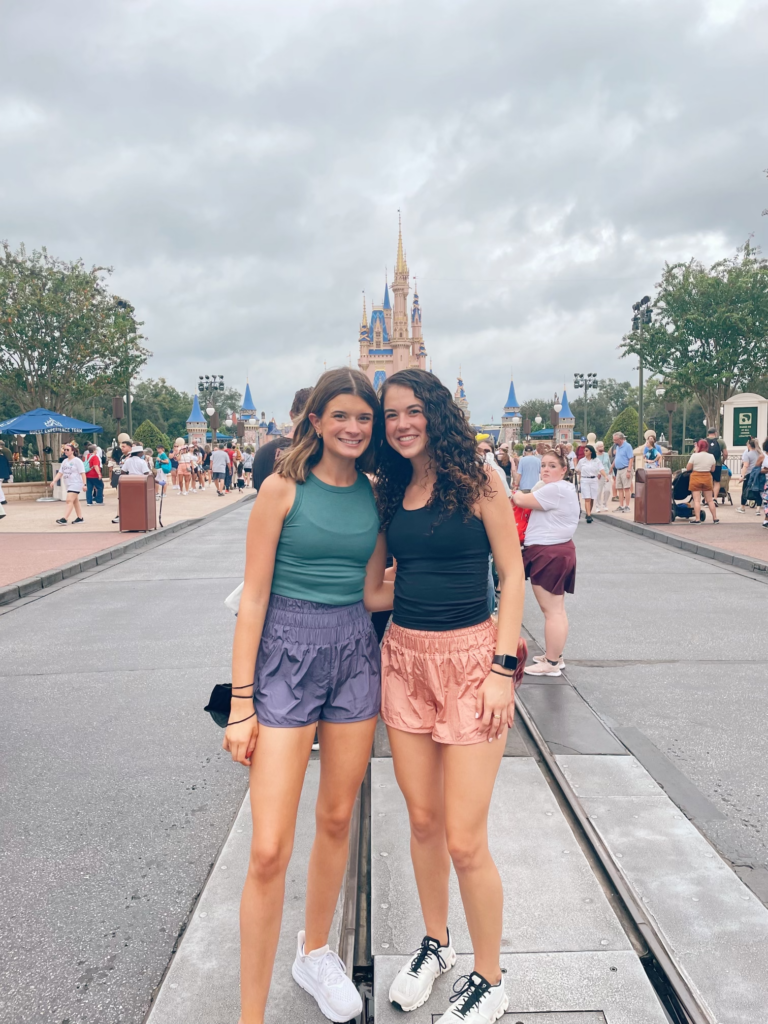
[0, 242, 150, 413]
[620, 242, 768, 432]
[133, 419, 172, 453]
[604, 406, 646, 448]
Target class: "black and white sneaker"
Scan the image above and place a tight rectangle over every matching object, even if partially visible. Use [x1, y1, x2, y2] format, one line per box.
[435, 971, 507, 1023]
[389, 930, 456, 1011]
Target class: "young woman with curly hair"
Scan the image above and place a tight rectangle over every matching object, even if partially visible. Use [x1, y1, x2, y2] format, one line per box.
[225, 368, 394, 1024]
[374, 368, 526, 1024]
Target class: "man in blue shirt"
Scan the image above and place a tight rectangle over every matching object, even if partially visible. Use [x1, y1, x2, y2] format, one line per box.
[516, 445, 541, 492]
[612, 431, 635, 512]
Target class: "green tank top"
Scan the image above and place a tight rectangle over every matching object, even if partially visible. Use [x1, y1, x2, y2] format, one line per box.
[271, 471, 380, 606]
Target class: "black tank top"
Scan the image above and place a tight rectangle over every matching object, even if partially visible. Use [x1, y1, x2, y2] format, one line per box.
[387, 504, 491, 631]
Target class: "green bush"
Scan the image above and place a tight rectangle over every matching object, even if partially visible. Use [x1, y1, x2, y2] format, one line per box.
[133, 419, 172, 453]
[604, 407, 647, 449]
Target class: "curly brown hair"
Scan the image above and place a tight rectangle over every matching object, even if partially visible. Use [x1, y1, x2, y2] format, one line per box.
[376, 369, 492, 530]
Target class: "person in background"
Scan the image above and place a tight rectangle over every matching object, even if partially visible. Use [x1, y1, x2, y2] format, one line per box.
[760, 438, 768, 529]
[202, 444, 212, 487]
[477, 435, 511, 497]
[176, 444, 193, 495]
[564, 442, 576, 478]
[224, 442, 235, 492]
[495, 443, 513, 487]
[575, 444, 604, 523]
[737, 438, 762, 513]
[154, 444, 172, 500]
[243, 446, 254, 486]
[512, 445, 580, 675]
[251, 387, 314, 491]
[235, 449, 245, 490]
[575, 439, 586, 461]
[706, 426, 727, 501]
[612, 432, 634, 512]
[643, 432, 663, 469]
[143, 447, 154, 471]
[169, 443, 180, 490]
[594, 441, 611, 512]
[686, 439, 719, 524]
[84, 444, 104, 505]
[210, 442, 230, 496]
[516, 444, 541, 493]
[51, 443, 86, 525]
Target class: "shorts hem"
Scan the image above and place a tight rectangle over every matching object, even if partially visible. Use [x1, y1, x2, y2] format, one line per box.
[382, 718, 508, 745]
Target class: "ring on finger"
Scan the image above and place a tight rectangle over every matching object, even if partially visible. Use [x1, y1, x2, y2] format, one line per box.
[493, 713, 501, 719]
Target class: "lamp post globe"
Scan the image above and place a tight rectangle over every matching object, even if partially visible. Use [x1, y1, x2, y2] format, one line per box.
[535, 415, 542, 425]
[206, 406, 215, 417]
[554, 403, 562, 414]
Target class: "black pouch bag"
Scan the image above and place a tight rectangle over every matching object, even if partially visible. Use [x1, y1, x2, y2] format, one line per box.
[204, 684, 233, 728]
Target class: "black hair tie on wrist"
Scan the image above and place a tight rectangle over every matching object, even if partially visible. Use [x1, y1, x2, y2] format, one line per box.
[226, 711, 257, 727]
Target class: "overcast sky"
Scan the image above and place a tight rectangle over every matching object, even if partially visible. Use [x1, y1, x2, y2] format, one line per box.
[2, 0, 767, 423]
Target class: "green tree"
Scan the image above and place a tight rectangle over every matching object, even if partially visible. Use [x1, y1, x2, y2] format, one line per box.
[519, 399, 555, 428]
[604, 406, 646, 448]
[133, 419, 172, 453]
[0, 242, 149, 413]
[620, 242, 768, 433]
[130, 379, 195, 442]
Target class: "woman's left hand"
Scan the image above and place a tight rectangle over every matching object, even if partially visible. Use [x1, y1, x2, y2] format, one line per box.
[476, 671, 513, 741]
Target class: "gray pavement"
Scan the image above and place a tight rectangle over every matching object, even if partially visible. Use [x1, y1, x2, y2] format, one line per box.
[0, 504, 252, 1024]
[523, 522, 768, 890]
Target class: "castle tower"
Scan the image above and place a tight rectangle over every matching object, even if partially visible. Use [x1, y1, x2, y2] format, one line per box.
[500, 374, 521, 444]
[186, 395, 207, 445]
[557, 390, 575, 445]
[241, 382, 258, 446]
[383, 276, 392, 337]
[411, 281, 427, 370]
[454, 374, 470, 421]
[358, 296, 370, 376]
[391, 214, 411, 373]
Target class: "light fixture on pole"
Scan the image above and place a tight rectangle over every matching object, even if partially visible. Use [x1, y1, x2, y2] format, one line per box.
[573, 373, 598, 437]
[655, 384, 677, 452]
[631, 296, 652, 446]
[551, 394, 562, 442]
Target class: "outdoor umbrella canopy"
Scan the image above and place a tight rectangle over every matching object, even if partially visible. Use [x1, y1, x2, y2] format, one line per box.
[0, 408, 102, 434]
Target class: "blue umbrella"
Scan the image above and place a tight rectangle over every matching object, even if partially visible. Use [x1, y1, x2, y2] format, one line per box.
[0, 407, 102, 434]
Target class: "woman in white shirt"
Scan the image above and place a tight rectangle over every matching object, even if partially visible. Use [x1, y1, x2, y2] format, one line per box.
[511, 445, 580, 676]
[575, 445, 605, 523]
[50, 442, 86, 525]
[685, 439, 719, 524]
[594, 441, 612, 512]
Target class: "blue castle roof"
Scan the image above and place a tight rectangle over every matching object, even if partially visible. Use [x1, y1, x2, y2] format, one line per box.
[503, 378, 519, 411]
[373, 370, 387, 391]
[187, 394, 205, 423]
[241, 383, 256, 412]
[369, 308, 389, 346]
[559, 390, 574, 419]
[383, 283, 391, 310]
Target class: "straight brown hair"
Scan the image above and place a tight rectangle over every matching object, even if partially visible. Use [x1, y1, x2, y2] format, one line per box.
[277, 368, 381, 482]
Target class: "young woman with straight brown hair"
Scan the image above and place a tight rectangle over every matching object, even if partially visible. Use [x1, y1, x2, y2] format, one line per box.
[225, 368, 393, 1024]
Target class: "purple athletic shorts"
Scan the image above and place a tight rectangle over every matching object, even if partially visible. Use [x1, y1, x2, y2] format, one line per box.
[253, 594, 381, 728]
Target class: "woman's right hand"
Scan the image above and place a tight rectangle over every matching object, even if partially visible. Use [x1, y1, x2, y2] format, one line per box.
[223, 712, 259, 767]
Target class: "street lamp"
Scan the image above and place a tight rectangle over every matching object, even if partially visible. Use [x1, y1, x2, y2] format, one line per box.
[573, 373, 598, 437]
[551, 394, 562, 442]
[631, 296, 653, 446]
[199, 374, 225, 444]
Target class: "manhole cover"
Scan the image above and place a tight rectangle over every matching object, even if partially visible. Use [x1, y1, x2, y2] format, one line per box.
[432, 1015, 606, 1023]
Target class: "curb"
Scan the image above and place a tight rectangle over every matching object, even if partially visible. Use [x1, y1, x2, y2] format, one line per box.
[591, 512, 768, 577]
[0, 492, 257, 609]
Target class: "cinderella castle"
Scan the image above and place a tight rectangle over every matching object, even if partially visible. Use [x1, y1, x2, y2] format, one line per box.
[357, 216, 428, 389]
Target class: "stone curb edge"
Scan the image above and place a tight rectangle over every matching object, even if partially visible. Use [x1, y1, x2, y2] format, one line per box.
[591, 512, 768, 576]
[0, 492, 257, 609]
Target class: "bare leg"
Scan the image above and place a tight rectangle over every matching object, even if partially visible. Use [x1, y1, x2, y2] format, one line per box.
[692, 491, 701, 520]
[239, 723, 315, 1024]
[704, 490, 719, 520]
[304, 716, 377, 952]
[584, 498, 593, 516]
[532, 584, 568, 661]
[63, 492, 77, 520]
[72, 494, 83, 518]
[443, 739, 506, 983]
[387, 728, 451, 945]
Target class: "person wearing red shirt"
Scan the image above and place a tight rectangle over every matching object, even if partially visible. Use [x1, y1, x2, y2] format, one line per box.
[224, 445, 235, 492]
[84, 444, 104, 505]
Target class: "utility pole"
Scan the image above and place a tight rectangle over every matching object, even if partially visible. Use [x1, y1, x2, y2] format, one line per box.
[572, 373, 598, 437]
[631, 297, 652, 447]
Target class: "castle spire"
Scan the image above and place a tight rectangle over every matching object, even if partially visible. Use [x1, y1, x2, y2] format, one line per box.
[361, 291, 368, 328]
[395, 210, 407, 274]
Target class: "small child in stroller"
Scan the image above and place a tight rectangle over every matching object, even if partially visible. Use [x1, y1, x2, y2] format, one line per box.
[672, 469, 706, 522]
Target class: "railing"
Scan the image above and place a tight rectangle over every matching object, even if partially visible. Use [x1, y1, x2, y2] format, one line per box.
[5, 462, 45, 483]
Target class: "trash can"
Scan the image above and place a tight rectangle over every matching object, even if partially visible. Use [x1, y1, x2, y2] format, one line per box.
[634, 468, 672, 524]
[118, 473, 157, 532]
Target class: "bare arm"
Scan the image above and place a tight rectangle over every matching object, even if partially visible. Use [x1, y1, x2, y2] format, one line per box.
[476, 469, 525, 740]
[511, 489, 543, 510]
[225, 473, 294, 766]
[686, 461, 694, 473]
[363, 532, 394, 612]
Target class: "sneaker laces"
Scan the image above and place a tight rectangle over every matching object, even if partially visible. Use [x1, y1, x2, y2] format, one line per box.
[317, 949, 349, 989]
[449, 972, 490, 1016]
[407, 935, 447, 977]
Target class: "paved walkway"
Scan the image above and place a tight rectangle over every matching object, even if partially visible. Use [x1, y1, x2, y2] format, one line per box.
[0, 485, 252, 585]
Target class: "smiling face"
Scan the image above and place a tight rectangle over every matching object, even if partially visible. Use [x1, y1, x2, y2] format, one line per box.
[309, 393, 374, 462]
[540, 453, 568, 483]
[382, 385, 430, 460]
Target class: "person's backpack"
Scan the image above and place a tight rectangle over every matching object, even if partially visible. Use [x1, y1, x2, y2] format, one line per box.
[707, 438, 722, 463]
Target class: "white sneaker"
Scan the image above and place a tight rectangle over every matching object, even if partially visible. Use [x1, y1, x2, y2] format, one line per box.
[291, 930, 362, 1022]
[389, 931, 456, 1012]
[435, 972, 508, 1023]
[523, 659, 562, 677]
[532, 653, 565, 669]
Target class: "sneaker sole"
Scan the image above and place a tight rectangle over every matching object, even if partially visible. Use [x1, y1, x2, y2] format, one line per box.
[524, 666, 562, 677]
[389, 948, 457, 1011]
[291, 961, 362, 1023]
[532, 655, 566, 669]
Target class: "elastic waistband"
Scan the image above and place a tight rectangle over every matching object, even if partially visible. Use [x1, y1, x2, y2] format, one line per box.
[385, 618, 496, 655]
[264, 593, 370, 639]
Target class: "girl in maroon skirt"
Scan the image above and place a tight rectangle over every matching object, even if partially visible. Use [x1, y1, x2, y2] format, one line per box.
[511, 445, 580, 677]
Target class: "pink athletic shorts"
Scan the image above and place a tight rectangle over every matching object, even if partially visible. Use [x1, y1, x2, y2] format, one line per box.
[381, 618, 508, 745]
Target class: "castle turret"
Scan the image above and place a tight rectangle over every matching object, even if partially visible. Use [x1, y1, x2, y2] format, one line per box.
[500, 374, 521, 444]
[391, 214, 411, 372]
[186, 394, 207, 445]
[383, 276, 392, 337]
[358, 295, 370, 374]
[241, 382, 258, 446]
[557, 389, 575, 445]
[454, 374, 470, 421]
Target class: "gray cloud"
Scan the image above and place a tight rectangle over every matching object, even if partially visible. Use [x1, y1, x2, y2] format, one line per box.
[2, 0, 767, 422]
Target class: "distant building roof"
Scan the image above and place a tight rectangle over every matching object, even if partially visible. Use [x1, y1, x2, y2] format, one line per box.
[559, 390, 574, 419]
[241, 383, 256, 413]
[373, 370, 387, 391]
[383, 282, 391, 310]
[187, 395, 205, 423]
[503, 378, 519, 411]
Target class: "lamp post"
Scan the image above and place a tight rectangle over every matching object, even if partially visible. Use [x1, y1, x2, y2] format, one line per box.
[631, 296, 652, 448]
[573, 373, 598, 437]
[198, 374, 225, 444]
[550, 394, 562, 443]
[656, 383, 677, 452]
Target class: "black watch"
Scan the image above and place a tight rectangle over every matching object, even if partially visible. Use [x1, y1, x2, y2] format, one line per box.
[493, 653, 518, 672]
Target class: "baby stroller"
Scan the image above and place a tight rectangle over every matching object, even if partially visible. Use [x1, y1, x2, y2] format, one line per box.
[718, 464, 733, 505]
[671, 470, 706, 522]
